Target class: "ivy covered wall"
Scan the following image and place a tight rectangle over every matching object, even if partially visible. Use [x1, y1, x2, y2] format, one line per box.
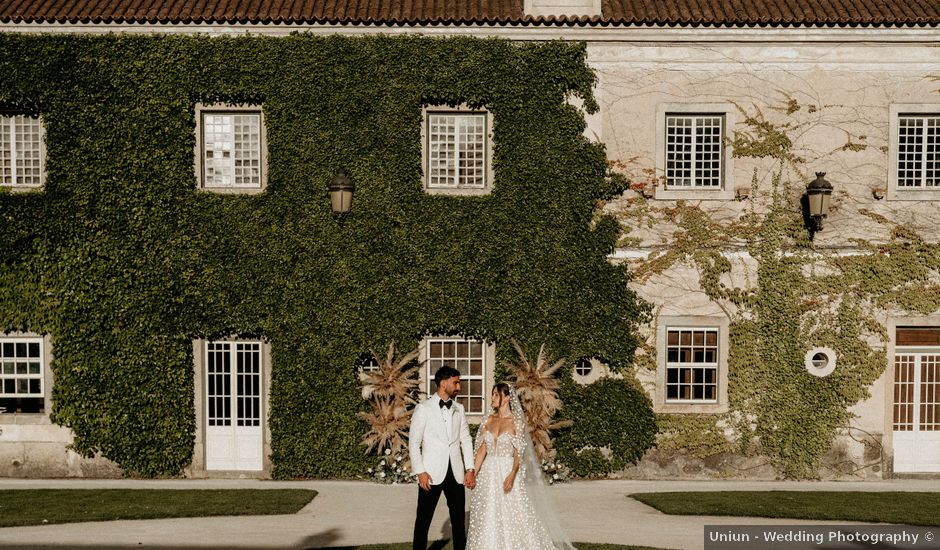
[595, 43, 940, 478]
[0, 34, 649, 477]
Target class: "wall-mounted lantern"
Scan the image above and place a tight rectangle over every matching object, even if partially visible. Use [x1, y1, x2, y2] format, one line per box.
[805, 172, 833, 233]
[328, 169, 355, 216]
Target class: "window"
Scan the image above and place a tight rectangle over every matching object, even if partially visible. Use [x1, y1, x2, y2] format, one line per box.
[655, 104, 734, 200]
[665, 115, 723, 189]
[206, 341, 261, 428]
[425, 338, 487, 415]
[0, 337, 45, 414]
[897, 115, 938, 189]
[665, 328, 718, 402]
[655, 315, 728, 413]
[888, 105, 940, 200]
[1, 113, 44, 188]
[196, 105, 266, 193]
[422, 106, 493, 195]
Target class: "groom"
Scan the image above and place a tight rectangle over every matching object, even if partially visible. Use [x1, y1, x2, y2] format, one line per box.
[409, 365, 476, 550]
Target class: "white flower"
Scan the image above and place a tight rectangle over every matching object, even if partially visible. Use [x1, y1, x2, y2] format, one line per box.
[379, 472, 386, 478]
[379, 459, 385, 466]
[368, 468, 373, 473]
[385, 448, 392, 455]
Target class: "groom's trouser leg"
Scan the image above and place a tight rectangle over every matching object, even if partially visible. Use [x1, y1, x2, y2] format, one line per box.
[441, 465, 467, 550]
[413, 473, 444, 550]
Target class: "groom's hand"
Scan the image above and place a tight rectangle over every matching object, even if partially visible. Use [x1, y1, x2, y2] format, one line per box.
[464, 470, 476, 489]
[417, 472, 431, 491]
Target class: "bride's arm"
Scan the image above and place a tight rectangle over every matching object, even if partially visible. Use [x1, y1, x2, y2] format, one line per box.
[473, 417, 492, 472]
[473, 440, 487, 472]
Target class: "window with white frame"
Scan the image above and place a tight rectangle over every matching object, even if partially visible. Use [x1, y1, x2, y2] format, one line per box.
[665, 327, 719, 403]
[665, 114, 723, 189]
[896, 114, 939, 189]
[424, 108, 491, 193]
[1, 114, 44, 188]
[0, 337, 44, 414]
[426, 338, 486, 415]
[198, 108, 264, 190]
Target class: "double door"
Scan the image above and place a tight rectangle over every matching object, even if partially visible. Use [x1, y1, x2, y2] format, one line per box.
[205, 341, 263, 471]
[893, 352, 940, 473]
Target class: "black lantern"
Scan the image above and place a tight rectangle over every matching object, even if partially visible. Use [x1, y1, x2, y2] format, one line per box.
[805, 172, 833, 232]
[328, 169, 355, 216]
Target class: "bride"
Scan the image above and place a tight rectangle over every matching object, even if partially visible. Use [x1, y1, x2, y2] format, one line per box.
[466, 382, 575, 550]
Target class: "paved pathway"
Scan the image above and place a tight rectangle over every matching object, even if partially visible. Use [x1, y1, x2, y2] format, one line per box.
[0, 478, 938, 549]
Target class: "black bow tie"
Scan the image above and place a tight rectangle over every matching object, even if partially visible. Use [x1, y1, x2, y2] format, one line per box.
[439, 399, 453, 409]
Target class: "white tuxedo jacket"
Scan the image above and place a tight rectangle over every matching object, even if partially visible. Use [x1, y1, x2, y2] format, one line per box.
[409, 394, 474, 485]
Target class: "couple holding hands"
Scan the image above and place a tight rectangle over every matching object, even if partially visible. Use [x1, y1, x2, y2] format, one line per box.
[409, 366, 574, 550]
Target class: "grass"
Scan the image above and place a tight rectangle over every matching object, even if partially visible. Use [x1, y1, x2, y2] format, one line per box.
[0, 489, 317, 528]
[323, 544, 666, 550]
[629, 491, 940, 526]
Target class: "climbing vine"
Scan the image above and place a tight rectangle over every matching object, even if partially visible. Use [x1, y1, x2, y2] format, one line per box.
[0, 34, 650, 477]
[617, 99, 940, 478]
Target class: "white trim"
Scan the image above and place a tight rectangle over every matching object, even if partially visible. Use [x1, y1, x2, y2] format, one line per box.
[607, 247, 873, 262]
[654, 316, 729, 414]
[887, 104, 940, 201]
[654, 103, 735, 201]
[804, 346, 837, 377]
[194, 103, 267, 194]
[0, 113, 45, 191]
[2, 23, 940, 44]
[421, 105, 494, 196]
[0, 333, 53, 418]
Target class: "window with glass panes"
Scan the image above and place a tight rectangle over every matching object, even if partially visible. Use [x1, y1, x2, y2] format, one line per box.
[206, 341, 261, 428]
[665, 328, 719, 402]
[665, 114, 723, 189]
[1, 114, 43, 187]
[426, 338, 485, 414]
[201, 112, 262, 188]
[897, 115, 939, 188]
[0, 338, 44, 414]
[427, 112, 487, 189]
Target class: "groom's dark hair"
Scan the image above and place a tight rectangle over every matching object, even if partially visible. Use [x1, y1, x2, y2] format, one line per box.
[434, 366, 460, 385]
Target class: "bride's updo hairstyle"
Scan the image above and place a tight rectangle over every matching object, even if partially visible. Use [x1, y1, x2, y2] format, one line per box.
[492, 383, 511, 410]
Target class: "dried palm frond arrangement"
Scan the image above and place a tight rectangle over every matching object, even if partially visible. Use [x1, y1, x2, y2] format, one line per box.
[505, 339, 573, 462]
[357, 341, 420, 459]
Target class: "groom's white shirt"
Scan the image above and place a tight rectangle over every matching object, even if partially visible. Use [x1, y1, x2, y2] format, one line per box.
[409, 394, 474, 485]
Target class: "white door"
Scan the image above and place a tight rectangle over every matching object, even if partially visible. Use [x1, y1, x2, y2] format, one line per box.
[205, 341, 264, 471]
[893, 353, 940, 473]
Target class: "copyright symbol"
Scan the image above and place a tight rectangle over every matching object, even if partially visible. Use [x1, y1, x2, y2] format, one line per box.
[927, 532, 935, 542]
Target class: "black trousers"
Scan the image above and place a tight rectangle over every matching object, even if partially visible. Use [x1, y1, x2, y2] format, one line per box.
[413, 464, 466, 550]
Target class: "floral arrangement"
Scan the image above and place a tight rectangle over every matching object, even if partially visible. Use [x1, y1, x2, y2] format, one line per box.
[366, 448, 417, 484]
[541, 459, 571, 485]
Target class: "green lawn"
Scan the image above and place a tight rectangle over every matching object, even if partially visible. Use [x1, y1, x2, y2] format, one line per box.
[323, 544, 666, 550]
[630, 491, 940, 526]
[0, 489, 317, 528]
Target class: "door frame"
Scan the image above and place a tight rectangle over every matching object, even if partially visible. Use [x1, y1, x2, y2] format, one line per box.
[885, 317, 940, 477]
[191, 337, 272, 478]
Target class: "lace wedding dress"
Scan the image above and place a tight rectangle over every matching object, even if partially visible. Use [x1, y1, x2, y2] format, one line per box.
[466, 428, 557, 549]
[466, 386, 575, 550]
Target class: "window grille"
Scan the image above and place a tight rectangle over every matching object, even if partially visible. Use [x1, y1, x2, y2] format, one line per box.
[426, 338, 486, 414]
[665, 114, 723, 189]
[427, 113, 487, 189]
[897, 115, 939, 188]
[202, 112, 262, 188]
[0, 114, 43, 187]
[665, 328, 719, 403]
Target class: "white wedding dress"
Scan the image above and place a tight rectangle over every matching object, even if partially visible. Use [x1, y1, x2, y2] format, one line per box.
[466, 427, 559, 550]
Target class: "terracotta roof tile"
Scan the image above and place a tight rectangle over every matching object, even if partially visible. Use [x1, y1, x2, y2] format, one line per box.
[0, 0, 937, 26]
